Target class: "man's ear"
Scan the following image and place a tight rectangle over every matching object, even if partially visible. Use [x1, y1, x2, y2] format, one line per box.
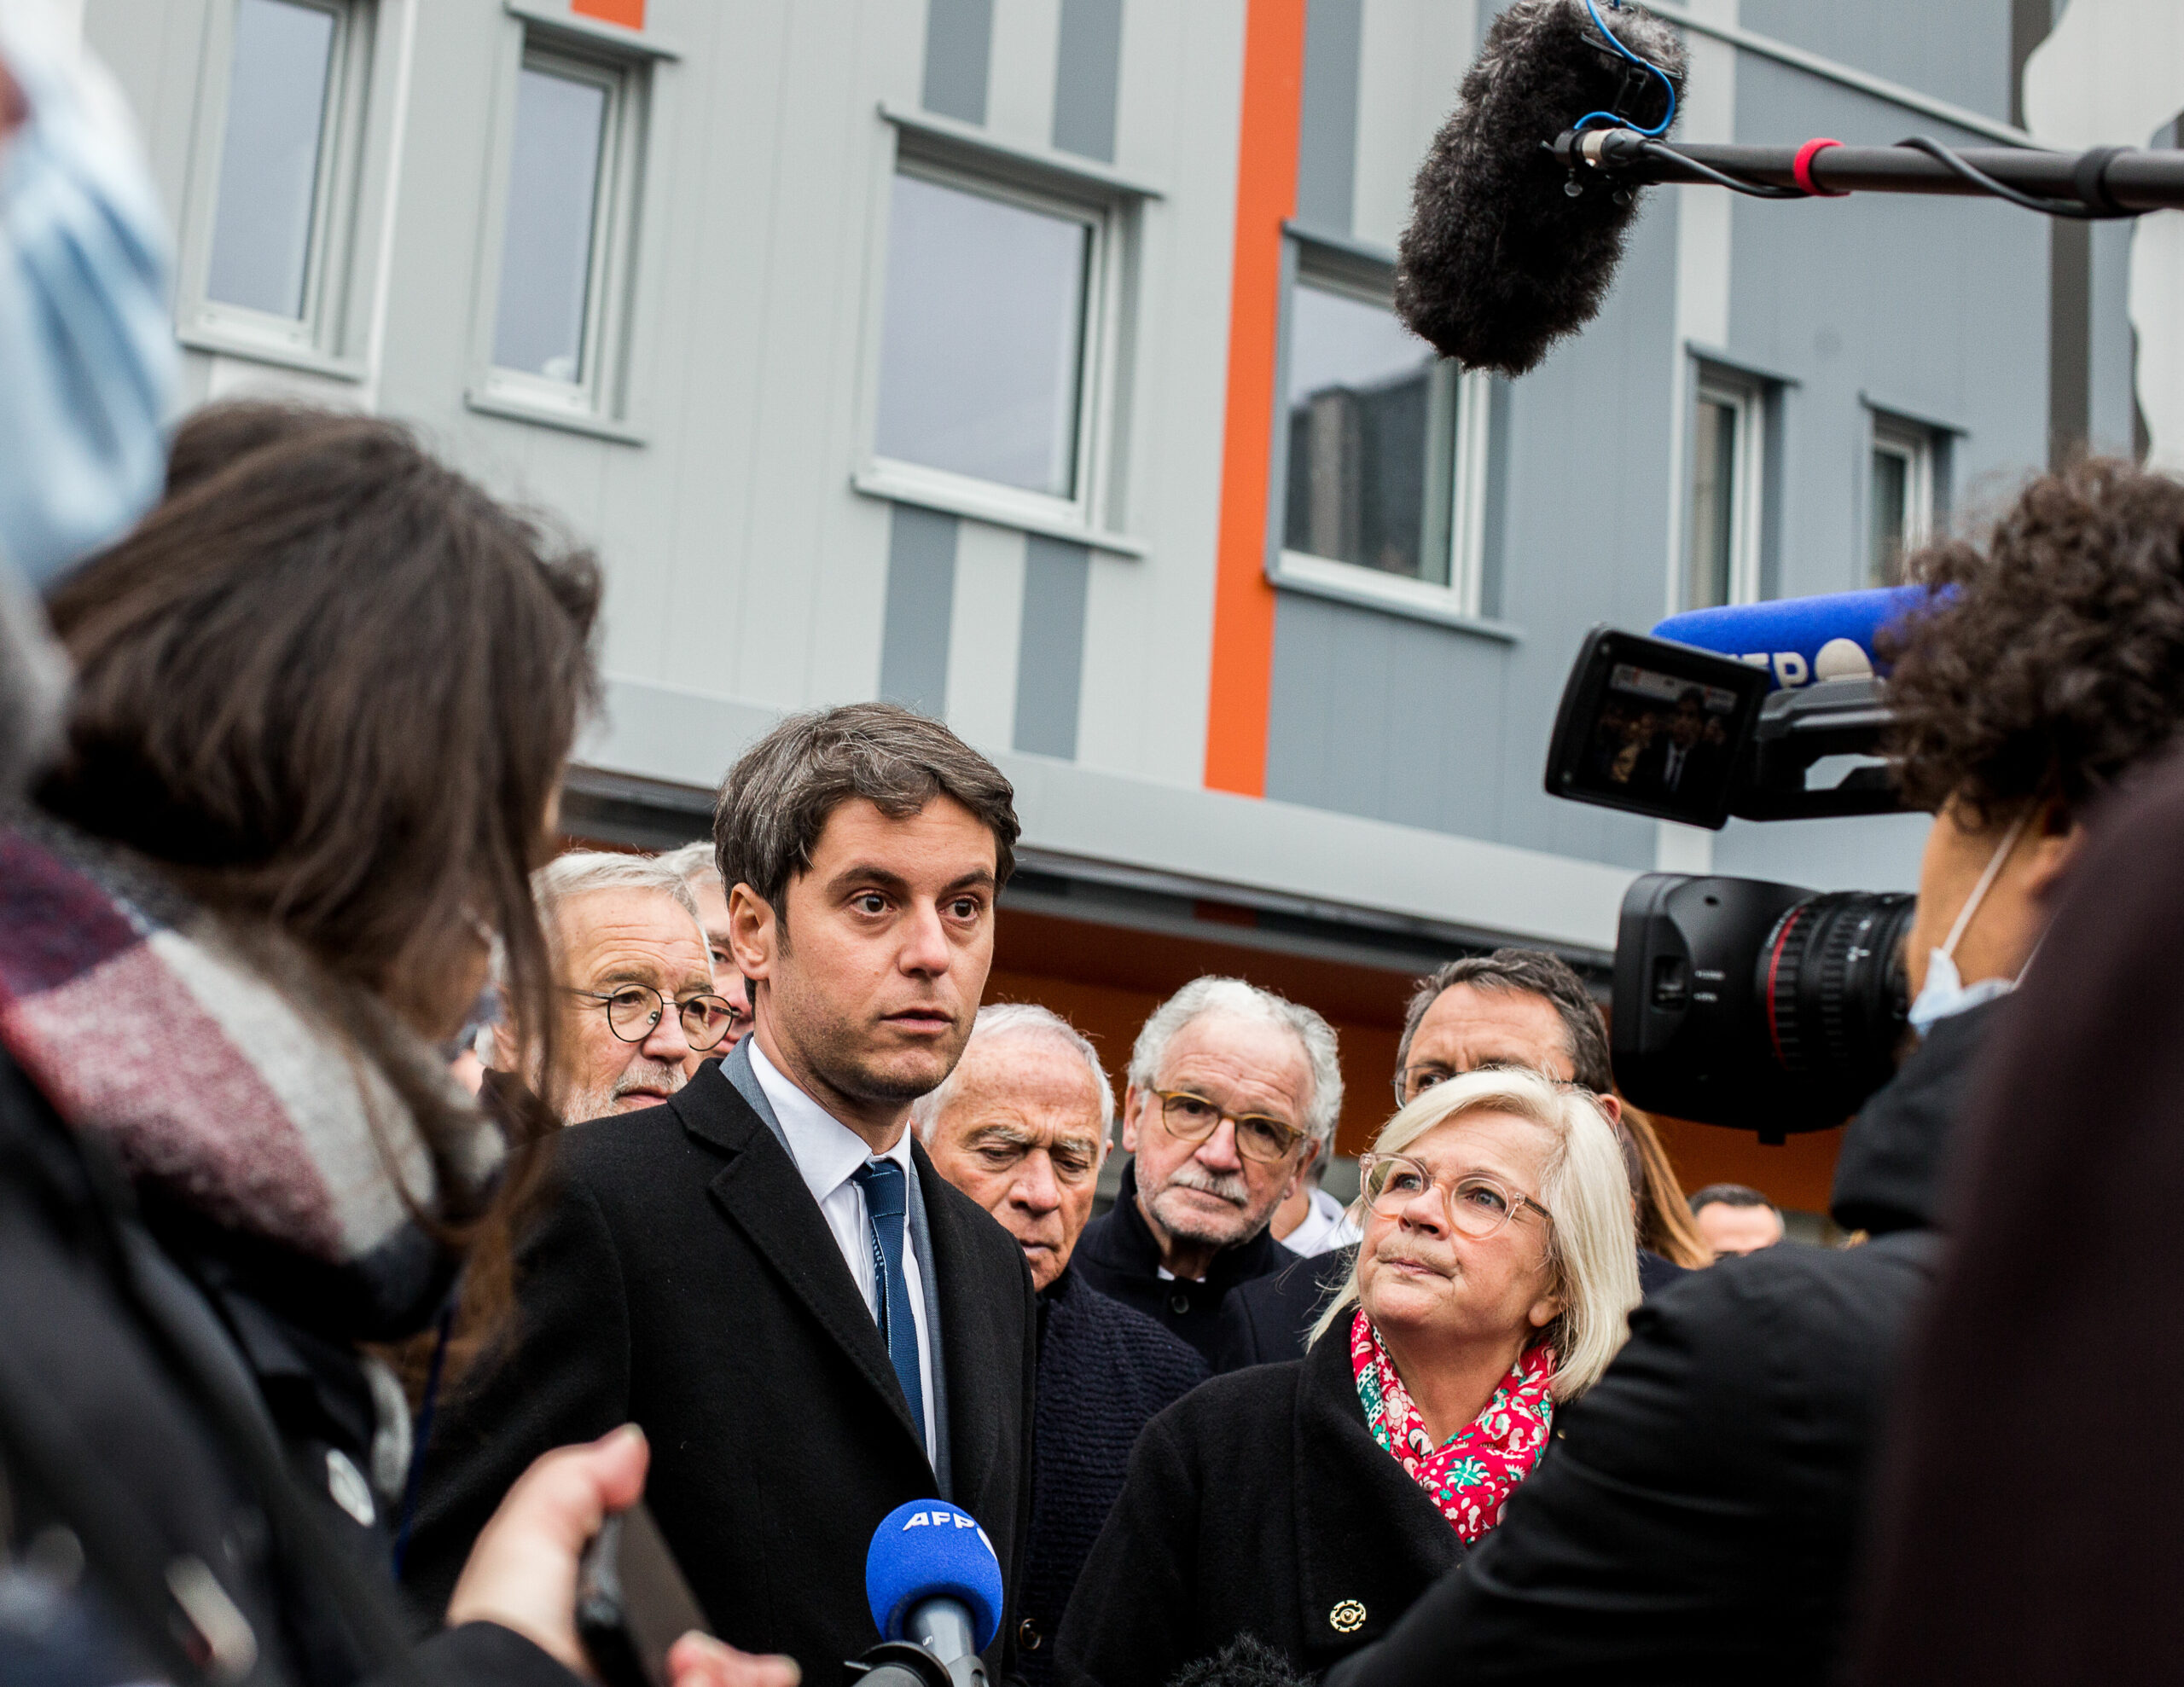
[1119, 1086, 1146, 1155]
[2024, 800, 2085, 901]
[1285, 1137, 1322, 1203]
[1595, 1091, 1623, 1127]
[727, 883, 779, 983]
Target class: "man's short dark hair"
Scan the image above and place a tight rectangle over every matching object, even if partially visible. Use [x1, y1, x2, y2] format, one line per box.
[713, 703, 1020, 914]
[1397, 948, 1612, 1094]
[1688, 1182, 1774, 1215]
[1888, 459, 2184, 823]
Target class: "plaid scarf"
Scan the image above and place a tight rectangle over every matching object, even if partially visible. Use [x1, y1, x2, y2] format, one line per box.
[1350, 1307, 1555, 1543]
[0, 818, 502, 1337]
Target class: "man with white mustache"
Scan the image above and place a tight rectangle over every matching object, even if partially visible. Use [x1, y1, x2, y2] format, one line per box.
[1072, 977, 1343, 1365]
[491, 851, 735, 1124]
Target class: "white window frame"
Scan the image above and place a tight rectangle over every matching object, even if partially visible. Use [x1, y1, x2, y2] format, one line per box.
[1867, 415, 1935, 587]
[1687, 372, 1769, 610]
[174, 0, 375, 377]
[467, 28, 651, 440]
[1267, 232, 1500, 631]
[855, 153, 1118, 541]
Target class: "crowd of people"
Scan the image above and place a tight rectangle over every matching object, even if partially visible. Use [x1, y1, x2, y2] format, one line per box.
[15, 12, 2184, 1687]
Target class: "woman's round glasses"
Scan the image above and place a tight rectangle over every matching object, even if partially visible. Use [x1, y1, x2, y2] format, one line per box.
[1358, 1151, 1552, 1240]
[568, 984, 737, 1052]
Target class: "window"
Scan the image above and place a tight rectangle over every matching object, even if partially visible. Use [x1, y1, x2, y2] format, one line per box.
[1275, 245, 1493, 617]
[181, 0, 371, 364]
[868, 162, 1105, 518]
[473, 35, 648, 430]
[1685, 374, 1768, 610]
[1867, 417, 1935, 588]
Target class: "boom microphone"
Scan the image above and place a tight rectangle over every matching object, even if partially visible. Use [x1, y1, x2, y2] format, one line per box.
[1397, 0, 1685, 376]
[1653, 585, 1929, 691]
[852, 1500, 1004, 1687]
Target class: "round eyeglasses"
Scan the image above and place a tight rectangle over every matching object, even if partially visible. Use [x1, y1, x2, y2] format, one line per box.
[1358, 1151, 1552, 1240]
[1147, 1089, 1306, 1165]
[568, 984, 738, 1052]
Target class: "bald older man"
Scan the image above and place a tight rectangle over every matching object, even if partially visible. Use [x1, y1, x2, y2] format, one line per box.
[916, 1005, 1205, 1679]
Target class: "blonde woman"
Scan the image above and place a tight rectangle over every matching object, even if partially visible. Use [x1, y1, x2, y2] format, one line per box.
[1055, 1069, 1640, 1687]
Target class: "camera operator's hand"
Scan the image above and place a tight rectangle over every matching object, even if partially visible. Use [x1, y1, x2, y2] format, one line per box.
[446, 1424, 799, 1686]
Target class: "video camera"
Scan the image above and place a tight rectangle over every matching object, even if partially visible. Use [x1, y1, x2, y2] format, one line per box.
[1543, 588, 1927, 1141]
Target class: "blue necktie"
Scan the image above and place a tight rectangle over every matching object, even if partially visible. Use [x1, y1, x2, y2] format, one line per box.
[852, 1158, 926, 1450]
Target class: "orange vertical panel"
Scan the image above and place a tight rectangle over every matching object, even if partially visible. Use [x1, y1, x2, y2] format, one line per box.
[571, 0, 646, 29]
[1202, 0, 1309, 797]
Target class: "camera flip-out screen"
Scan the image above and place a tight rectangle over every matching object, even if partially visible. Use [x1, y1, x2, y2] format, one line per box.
[1544, 628, 1772, 830]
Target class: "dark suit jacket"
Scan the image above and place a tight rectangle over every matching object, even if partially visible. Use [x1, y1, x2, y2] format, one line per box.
[405, 1056, 1039, 1684]
[1054, 1328, 1464, 1687]
[1631, 734, 1725, 799]
[1072, 1160, 1300, 1365]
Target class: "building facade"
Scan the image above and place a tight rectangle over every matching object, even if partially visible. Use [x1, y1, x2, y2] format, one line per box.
[82, 0, 2135, 1205]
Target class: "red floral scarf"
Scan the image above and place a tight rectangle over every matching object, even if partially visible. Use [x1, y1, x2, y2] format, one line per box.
[1349, 1308, 1555, 1542]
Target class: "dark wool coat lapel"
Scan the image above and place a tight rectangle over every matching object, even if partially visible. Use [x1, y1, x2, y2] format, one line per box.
[1291, 1331, 1467, 1663]
[677, 1072, 933, 1471]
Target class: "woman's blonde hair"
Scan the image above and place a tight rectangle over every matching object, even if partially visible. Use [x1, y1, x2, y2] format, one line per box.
[1310, 1066, 1640, 1401]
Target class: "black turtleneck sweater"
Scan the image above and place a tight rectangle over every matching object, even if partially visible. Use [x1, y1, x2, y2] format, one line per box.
[1071, 1159, 1301, 1365]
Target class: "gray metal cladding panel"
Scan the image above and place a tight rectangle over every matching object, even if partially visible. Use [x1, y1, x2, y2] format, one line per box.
[1264, 593, 1513, 840]
[1263, 183, 1678, 875]
[1014, 536, 1090, 759]
[2087, 219, 2139, 458]
[1052, 0, 1124, 163]
[880, 504, 959, 717]
[1725, 57, 2048, 606]
[1736, 0, 2016, 126]
[1488, 187, 1681, 873]
[922, 0, 995, 125]
[1713, 810, 1930, 894]
[1295, 0, 1362, 236]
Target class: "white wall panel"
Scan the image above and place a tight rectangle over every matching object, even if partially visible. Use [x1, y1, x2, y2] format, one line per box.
[944, 519, 1029, 752]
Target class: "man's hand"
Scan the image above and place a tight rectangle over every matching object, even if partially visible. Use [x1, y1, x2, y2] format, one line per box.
[445, 1424, 799, 1685]
[667, 1633, 800, 1687]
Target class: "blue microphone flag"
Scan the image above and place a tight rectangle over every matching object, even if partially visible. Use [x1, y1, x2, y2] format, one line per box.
[1653, 585, 1928, 690]
[865, 1499, 1003, 1653]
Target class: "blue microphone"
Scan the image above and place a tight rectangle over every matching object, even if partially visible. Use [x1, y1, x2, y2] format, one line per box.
[859, 1500, 1003, 1686]
[1653, 585, 1929, 690]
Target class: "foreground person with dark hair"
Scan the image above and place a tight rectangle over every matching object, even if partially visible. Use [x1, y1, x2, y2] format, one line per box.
[0, 402, 792, 1684]
[409, 703, 1037, 1686]
[1179, 460, 2184, 1687]
[1843, 801, 2184, 1670]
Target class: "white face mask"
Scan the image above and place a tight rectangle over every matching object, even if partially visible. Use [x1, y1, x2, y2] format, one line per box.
[1907, 809, 2032, 1038]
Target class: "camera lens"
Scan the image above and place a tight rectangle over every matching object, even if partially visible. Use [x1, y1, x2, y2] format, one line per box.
[1757, 891, 1917, 1122]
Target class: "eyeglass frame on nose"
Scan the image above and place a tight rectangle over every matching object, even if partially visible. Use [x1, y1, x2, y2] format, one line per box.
[1144, 1088, 1308, 1166]
[566, 984, 738, 1052]
[1357, 1150, 1553, 1240]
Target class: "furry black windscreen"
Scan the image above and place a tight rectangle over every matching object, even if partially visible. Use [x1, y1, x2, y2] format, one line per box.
[1396, 0, 1686, 377]
[1165, 1636, 1314, 1687]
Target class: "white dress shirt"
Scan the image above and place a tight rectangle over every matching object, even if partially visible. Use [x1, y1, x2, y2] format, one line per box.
[1282, 1185, 1364, 1257]
[748, 1040, 938, 1452]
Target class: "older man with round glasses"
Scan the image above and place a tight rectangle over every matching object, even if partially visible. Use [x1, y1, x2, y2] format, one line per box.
[490, 850, 735, 1124]
[1072, 976, 1344, 1365]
